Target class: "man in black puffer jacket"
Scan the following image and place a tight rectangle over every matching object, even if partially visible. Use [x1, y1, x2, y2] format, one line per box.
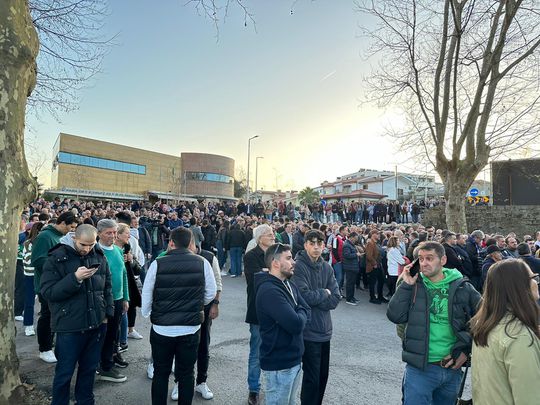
[387, 241, 481, 405]
[41, 224, 113, 405]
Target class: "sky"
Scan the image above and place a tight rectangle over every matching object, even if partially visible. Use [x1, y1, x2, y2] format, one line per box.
[27, 0, 426, 191]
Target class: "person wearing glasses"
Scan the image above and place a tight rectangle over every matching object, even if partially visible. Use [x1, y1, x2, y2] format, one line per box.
[291, 229, 340, 405]
[255, 243, 310, 405]
[470, 259, 540, 404]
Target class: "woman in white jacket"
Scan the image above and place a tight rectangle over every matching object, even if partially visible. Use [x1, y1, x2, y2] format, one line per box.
[386, 236, 405, 297]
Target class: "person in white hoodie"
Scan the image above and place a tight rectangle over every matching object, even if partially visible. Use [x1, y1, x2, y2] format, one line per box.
[386, 236, 405, 298]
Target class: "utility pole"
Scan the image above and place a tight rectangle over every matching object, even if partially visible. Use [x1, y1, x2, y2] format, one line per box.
[255, 156, 264, 201]
[394, 165, 398, 201]
[246, 135, 259, 203]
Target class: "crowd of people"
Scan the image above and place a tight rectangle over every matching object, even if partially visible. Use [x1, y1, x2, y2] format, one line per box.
[12, 195, 540, 405]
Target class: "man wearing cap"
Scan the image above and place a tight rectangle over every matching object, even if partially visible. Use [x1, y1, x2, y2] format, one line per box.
[481, 245, 503, 287]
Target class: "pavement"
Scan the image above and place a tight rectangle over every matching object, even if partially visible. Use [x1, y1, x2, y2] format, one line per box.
[16, 276, 407, 404]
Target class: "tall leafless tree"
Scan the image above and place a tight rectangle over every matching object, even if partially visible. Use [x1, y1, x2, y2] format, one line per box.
[357, 0, 540, 232]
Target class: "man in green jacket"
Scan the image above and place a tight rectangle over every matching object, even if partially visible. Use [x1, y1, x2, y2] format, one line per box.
[387, 241, 481, 405]
[31, 211, 78, 363]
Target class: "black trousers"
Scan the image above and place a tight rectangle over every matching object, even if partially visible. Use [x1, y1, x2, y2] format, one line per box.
[387, 275, 398, 296]
[196, 303, 213, 385]
[14, 260, 25, 316]
[151, 328, 200, 405]
[37, 294, 54, 352]
[368, 267, 385, 299]
[100, 299, 123, 371]
[301, 340, 330, 405]
[127, 304, 137, 328]
[344, 270, 357, 301]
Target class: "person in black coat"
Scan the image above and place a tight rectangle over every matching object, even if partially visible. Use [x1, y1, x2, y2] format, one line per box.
[226, 224, 246, 277]
[442, 233, 465, 275]
[342, 233, 361, 304]
[517, 243, 540, 274]
[40, 225, 113, 404]
[201, 219, 217, 252]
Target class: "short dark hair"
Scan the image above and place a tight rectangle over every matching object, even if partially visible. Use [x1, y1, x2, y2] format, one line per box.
[57, 211, 77, 226]
[116, 211, 132, 225]
[264, 243, 291, 269]
[38, 213, 49, 222]
[349, 232, 358, 239]
[339, 225, 347, 233]
[304, 229, 325, 243]
[485, 238, 496, 247]
[417, 241, 446, 259]
[189, 217, 197, 226]
[170, 227, 193, 248]
[517, 242, 531, 256]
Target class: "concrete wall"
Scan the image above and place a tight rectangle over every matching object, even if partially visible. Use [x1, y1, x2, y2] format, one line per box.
[423, 205, 540, 236]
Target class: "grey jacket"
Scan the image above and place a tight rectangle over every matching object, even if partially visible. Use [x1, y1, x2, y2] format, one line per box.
[291, 250, 340, 342]
[387, 277, 481, 370]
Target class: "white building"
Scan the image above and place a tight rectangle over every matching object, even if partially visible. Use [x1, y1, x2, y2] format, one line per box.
[314, 168, 441, 202]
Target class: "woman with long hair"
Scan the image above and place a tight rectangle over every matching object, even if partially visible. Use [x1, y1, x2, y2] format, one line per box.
[21, 221, 45, 336]
[470, 259, 540, 404]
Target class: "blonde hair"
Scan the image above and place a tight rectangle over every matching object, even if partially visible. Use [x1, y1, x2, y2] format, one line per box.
[117, 223, 130, 235]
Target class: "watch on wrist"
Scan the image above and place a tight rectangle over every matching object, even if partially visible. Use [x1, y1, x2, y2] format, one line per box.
[212, 299, 220, 305]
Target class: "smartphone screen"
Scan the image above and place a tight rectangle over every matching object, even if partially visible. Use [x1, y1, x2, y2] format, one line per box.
[409, 258, 420, 277]
[88, 263, 100, 269]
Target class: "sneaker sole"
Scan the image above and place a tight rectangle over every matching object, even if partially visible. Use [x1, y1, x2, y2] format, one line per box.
[98, 375, 127, 383]
[114, 363, 128, 368]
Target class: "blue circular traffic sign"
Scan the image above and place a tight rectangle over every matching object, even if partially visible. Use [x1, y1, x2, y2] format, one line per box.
[470, 188, 479, 197]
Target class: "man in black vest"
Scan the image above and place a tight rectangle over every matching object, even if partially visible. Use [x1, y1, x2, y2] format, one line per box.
[142, 227, 217, 405]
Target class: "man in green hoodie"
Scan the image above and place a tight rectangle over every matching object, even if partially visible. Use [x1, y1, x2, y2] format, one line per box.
[31, 211, 78, 363]
[387, 241, 481, 405]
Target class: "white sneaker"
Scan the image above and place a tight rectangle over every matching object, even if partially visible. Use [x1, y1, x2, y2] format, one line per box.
[127, 330, 143, 339]
[39, 350, 57, 363]
[25, 326, 35, 336]
[220, 271, 228, 276]
[171, 383, 178, 401]
[14, 316, 24, 322]
[195, 382, 214, 400]
[147, 362, 154, 379]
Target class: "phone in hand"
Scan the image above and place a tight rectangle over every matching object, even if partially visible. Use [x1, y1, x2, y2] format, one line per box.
[88, 263, 100, 269]
[409, 258, 420, 277]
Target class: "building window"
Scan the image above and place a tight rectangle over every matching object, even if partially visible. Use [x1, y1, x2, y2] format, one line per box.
[185, 171, 233, 184]
[56, 152, 146, 175]
[362, 184, 368, 190]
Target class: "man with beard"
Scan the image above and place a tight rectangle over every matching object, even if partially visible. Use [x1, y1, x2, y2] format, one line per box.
[291, 230, 340, 405]
[255, 243, 310, 405]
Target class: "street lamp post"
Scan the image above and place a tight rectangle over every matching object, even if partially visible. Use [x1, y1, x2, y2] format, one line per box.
[246, 135, 259, 203]
[255, 156, 264, 201]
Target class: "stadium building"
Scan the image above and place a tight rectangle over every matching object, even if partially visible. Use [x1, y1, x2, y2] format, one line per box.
[48, 133, 235, 201]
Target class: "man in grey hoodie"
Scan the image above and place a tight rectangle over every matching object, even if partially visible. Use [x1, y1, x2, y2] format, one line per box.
[291, 229, 340, 405]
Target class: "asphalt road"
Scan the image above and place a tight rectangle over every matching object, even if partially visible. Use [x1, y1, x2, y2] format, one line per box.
[17, 276, 407, 404]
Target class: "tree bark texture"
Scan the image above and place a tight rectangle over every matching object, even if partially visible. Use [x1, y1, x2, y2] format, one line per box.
[0, 0, 39, 403]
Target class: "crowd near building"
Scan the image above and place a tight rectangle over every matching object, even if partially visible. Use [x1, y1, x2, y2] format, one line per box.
[12, 140, 540, 404]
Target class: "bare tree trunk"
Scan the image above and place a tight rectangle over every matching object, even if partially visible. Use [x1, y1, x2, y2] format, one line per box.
[0, 1, 39, 402]
[444, 178, 468, 234]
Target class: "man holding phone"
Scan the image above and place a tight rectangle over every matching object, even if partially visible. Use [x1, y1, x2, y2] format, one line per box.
[387, 241, 481, 405]
[41, 224, 113, 405]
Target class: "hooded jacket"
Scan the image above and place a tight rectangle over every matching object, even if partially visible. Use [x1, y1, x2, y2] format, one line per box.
[40, 234, 114, 333]
[291, 250, 340, 342]
[387, 268, 481, 370]
[255, 272, 310, 371]
[31, 224, 64, 293]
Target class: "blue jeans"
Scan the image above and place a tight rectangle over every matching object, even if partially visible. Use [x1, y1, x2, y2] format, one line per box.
[23, 275, 35, 326]
[230, 247, 243, 276]
[333, 262, 343, 289]
[262, 363, 301, 405]
[119, 312, 128, 344]
[247, 324, 261, 393]
[403, 364, 462, 405]
[216, 240, 226, 269]
[52, 324, 106, 405]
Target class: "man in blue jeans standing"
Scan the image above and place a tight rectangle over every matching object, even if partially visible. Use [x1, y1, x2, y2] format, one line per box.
[387, 241, 481, 405]
[40, 224, 113, 405]
[243, 224, 275, 405]
[256, 243, 310, 405]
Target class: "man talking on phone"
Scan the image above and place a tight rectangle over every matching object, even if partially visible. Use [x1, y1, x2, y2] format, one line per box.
[41, 224, 113, 405]
[387, 241, 481, 405]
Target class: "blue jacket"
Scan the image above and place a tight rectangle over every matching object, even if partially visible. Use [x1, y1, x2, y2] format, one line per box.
[291, 250, 340, 342]
[255, 272, 310, 371]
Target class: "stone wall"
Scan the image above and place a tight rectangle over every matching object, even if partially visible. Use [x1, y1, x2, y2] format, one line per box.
[422, 205, 540, 236]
